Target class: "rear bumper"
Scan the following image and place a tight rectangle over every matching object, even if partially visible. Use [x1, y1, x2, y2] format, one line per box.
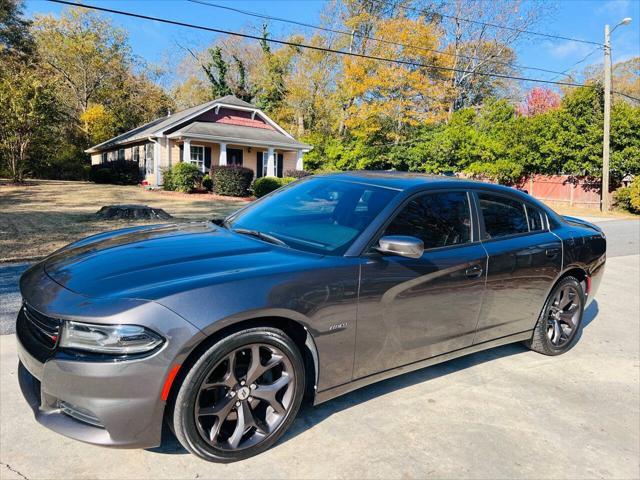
[586, 255, 606, 307]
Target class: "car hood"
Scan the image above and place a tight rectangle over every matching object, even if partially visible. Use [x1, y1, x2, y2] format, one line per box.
[43, 222, 314, 300]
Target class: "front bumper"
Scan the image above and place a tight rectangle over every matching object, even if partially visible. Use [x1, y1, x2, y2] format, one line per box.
[16, 264, 205, 449]
[18, 334, 166, 448]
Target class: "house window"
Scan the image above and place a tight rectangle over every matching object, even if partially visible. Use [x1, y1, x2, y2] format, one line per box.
[117, 148, 125, 161]
[145, 143, 154, 174]
[101, 152, 107, 163]
[133, 146, 140, 164]
[190, 145, 205, 172]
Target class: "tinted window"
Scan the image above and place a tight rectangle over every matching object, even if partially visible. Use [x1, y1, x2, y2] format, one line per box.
[479, 193, 529, 239]
[228, 177, 397, 255]
[384, 192, 471, 250]
[526, 204, 545, 231]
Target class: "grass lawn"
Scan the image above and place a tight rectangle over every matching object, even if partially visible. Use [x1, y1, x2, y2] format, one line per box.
[0, 179, 249, 261]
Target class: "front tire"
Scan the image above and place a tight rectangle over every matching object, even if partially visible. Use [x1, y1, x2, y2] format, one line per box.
[171, 327, 305, 462]
[526, 276, 585, 356]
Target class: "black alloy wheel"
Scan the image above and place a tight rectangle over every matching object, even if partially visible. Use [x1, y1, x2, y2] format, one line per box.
[171, 328, 305, 462]
[526, 276, 585, 355]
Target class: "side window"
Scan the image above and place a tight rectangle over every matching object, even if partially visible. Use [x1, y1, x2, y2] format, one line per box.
[478, 193, 528, 239]
[526, 204, 546, 231]
[384, 191, 472, 250]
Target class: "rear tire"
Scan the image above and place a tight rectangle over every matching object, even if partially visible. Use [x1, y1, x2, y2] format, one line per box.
[526, 276, 585, 355]
[171, 327, 305, 462]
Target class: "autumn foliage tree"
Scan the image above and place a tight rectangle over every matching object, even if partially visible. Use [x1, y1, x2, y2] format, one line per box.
[339, 16, 452, 143]
[517, 87, 561, 116]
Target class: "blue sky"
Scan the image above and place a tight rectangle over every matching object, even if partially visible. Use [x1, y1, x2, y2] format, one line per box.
[25, 0, 640, 88]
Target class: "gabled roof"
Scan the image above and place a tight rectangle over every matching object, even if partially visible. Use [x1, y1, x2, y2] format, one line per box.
[169, 122, 311, 149]
[85, 95, 303, 153]
[213, 95, 256, 108]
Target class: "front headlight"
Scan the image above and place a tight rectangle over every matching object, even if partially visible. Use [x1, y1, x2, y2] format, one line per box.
[59, 321, 164, 355]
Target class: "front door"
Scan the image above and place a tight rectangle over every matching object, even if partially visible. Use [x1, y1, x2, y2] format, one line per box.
[354, 190, 487, 378]
[227, 148, 243, 166]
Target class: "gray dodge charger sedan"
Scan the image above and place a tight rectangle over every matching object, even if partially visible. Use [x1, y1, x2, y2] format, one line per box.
[17, 172, 606, 462]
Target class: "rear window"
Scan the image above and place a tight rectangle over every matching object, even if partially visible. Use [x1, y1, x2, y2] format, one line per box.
[478, 193, 529, 239]
[526, 204, 546, 231]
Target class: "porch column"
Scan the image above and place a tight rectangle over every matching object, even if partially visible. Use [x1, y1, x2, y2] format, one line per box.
[296, 149, 304, 170]
[153, 140, 161, 186]
[219, 142, 227, 166]
[266, 147, 276, 177]
[182, 138, 190, 162]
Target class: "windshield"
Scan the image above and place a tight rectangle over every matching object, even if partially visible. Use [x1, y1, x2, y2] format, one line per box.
[227, 177, 398, 255]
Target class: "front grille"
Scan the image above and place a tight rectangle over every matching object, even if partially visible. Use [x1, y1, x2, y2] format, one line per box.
[17, 304, 62, 362]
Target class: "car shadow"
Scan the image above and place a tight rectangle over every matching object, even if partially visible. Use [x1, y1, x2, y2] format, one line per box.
[147, 300, 600, 456]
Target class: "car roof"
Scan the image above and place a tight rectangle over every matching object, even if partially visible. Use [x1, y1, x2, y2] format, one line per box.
[318, 171, 512, 193]
[315, 171, 564, 227]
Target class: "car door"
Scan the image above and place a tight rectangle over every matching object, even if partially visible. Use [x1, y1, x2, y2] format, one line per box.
[472, 191, 563, 343]
[354, 190, 488, 379]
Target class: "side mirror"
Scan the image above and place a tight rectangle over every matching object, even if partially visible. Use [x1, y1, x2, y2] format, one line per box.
[375, 235, 424, 259]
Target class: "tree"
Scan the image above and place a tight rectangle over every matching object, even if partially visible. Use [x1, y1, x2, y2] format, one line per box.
[517, 87, 561, 116]
[80, 104, 117, 145]
[253, 24, 295, 116]
[284, 34, 340, 136]
[583, 57, 640, 104]
[33, 8, 131, 120]
[338, 15, 451, 143]
[0, 57, 59, 182]
[31, 6, 173, 174]
[0, 0, 34, 58]
[201, 46, 233, 98]
[431, 0, 550, 113]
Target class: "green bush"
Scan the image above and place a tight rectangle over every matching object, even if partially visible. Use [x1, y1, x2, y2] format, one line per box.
[168, 162, 201, 193]
[202, 174, 213, 192]
[614, 177, 640, 214]
[89, 160, 141, 185]
[630, 177, 640, 213]
[252, 177, 296, 198]
[211, 165, 254, 197]
[93, 168, 112, 184]
[284, 169, 312, 179]
[161, 167, 174, 191]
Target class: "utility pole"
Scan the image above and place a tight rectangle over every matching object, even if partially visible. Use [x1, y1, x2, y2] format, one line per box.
[602, 24, 611, 211]
[602, 17, 632, 211]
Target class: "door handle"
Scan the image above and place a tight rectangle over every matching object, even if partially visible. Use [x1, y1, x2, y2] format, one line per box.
[465, 264, 483, 278]
[545, 248, 560, 258]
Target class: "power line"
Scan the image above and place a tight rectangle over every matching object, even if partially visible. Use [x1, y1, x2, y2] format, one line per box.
[612, 90, 640, 102]
[547, 46, 602, 81]
[371, 0, 604, 47]
[187, 0, 571, 77]
[47, 0, 595, 90]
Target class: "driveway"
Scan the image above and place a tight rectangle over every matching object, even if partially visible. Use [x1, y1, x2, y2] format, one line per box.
[0, 219, 638, 479]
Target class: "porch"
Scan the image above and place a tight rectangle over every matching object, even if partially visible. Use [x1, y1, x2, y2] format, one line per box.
[164, 137, 304, 179]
